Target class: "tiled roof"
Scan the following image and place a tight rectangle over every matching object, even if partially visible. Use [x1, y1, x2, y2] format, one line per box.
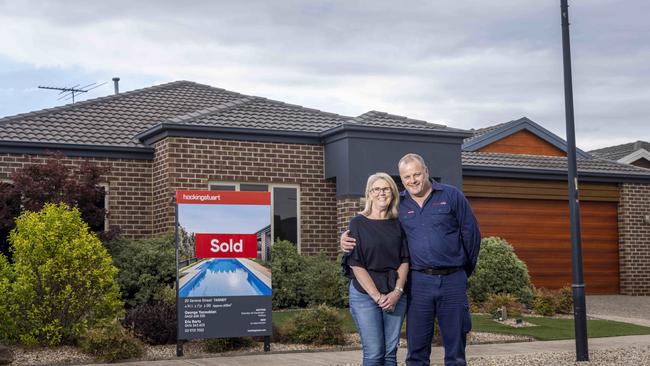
[0, 81, 465, 148]
[0, 81, 246, 148]
[462, 151, 650, 176]
[589, 141, 650, 161]
[463, 120, 512, 144]
[161, 97, 350, 132]
[350, 111, 458, 132]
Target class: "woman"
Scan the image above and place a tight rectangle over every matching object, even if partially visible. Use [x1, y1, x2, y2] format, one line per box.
[342, 172, 409, 366]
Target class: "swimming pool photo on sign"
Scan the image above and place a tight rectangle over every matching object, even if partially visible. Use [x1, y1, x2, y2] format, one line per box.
[179, 257, 272, 297]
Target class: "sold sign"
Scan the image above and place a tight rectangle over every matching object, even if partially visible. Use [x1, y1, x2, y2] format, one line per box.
[195, 233, 258, 258]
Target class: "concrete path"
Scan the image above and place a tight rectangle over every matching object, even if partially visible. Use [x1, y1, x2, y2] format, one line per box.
[586, 295, 650, 327]
[85, 334, 650, 366]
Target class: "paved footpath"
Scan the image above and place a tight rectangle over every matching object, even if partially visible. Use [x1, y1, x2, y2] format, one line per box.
[86, 334, 650, 366]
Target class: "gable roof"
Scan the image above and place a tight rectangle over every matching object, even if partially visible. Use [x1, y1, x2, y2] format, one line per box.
[462, 151, 650, 182]
[0, 81, 465, 156]
[463, 117, 592, 159]
[589, 140, 650, 161]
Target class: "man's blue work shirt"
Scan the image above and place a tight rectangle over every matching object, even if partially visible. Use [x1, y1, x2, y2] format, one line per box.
[398, 180, 481, 276]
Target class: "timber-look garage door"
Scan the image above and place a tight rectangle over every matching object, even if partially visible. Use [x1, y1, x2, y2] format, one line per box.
[464, 177, 620, 294]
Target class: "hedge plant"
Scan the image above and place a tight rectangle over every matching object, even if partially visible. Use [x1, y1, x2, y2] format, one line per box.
[271, 240, 348, 309]
[275, 305, 346, 345]
[468, 237, 534, 306]
[105, 234, 176, 307]
[2, 203, 122, 345]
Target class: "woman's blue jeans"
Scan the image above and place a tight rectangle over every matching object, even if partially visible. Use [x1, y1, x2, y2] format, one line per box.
[349, 282, 407, 366]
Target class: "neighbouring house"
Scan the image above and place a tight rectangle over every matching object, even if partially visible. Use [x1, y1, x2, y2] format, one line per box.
[0, 81, 648, 295]
[590, 140, 650, 169]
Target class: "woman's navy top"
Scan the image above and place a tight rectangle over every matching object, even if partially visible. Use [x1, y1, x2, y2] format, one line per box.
[342, 214, 409, 294]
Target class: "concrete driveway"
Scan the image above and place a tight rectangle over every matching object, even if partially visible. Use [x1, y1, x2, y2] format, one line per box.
[587, 295, 650, 327]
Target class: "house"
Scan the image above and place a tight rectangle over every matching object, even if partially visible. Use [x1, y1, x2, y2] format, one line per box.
[461, 118, 650, 295]
[1, 81, 648, 295]
[590, 140, 650, 169]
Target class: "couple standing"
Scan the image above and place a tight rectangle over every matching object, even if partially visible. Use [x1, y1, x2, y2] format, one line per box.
[341, 153, 481, 366]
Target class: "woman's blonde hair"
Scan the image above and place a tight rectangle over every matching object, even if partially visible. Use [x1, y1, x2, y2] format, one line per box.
[359, 172, 400, 219]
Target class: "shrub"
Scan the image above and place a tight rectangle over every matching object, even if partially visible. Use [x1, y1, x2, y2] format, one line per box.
[468, 237, 534, 306]
[203, 337, 255, 353]
[80, 320, 144, 362]
[556, 286, 573, 314]
[0, 255, 14, 341]
[4, 203, 122, 345]
[482, 293, 523, 318]
[123, 302, 177, 345]
[303, 253, 349, 308]
[271, 240, 308, 309]
[278, 305, 346, 345]
[532, 287, 573, 316]
[105, 234, 176, 307]
[532, 288, 557, 316]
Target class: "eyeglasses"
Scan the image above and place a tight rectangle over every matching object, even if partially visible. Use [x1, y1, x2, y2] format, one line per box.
[370, 187, 392, 195]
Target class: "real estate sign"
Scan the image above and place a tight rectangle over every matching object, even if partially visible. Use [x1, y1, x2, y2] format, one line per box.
[175, 190, 272, 340]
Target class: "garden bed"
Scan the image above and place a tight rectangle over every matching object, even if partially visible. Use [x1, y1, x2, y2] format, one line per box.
[8, 331, 533, 366]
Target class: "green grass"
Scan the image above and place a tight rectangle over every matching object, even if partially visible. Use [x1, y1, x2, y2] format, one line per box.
[272, 309, 650, 341]
[472, 314, 650, 341]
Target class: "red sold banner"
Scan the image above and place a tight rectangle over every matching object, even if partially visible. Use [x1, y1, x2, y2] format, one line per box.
[195, 233, 258, 258]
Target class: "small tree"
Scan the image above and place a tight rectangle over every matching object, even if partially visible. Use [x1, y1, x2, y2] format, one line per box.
[4, 203, 122, 345]
[1, 156, 110, 243]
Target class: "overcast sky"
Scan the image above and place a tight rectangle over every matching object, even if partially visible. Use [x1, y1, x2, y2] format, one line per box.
[1, 0, 648, 150]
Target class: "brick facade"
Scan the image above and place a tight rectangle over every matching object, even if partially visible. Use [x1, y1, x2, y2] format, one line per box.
[151, 137, 339, 256]
[337, 198, 362, 232]
[618, 183, 650, 295]
[0, 153, 153, 238]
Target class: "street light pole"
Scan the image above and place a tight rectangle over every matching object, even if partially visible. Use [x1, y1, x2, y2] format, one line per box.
[559, 0, 589, 361]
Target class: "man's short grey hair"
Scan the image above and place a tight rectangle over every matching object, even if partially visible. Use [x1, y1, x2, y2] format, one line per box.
[398, 153, 428, 170]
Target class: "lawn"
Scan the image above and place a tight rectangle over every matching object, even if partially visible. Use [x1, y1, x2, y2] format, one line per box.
[272, 309, 650, 341]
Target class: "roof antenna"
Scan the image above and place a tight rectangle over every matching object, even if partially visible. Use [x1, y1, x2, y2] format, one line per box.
[38, 81, 108, 104]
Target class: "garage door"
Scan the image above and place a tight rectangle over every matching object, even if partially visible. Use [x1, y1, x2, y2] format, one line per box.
[469, 197, 619, 294]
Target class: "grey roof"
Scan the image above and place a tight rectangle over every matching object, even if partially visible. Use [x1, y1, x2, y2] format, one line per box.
[589, 140, 650, 160]
[158, 96, 350, 132]
[464, 121, 511, 144]
[0, 81, 464, 149]
[349, 111, 461, 132]
[462, 151, 650, 177]
[462, 117, 591, 159]
[0, 81, 246, 148]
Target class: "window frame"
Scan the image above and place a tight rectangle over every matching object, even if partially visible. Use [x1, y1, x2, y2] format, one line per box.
[208, 181, 301, 252]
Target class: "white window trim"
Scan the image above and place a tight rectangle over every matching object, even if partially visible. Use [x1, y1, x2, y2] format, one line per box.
[208, 181, 301, 252]
[99, 182, 110, 231]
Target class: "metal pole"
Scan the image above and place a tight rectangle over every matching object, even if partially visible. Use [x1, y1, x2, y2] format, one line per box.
[175, 199, 184, 357]
[560, 0, 589, 361]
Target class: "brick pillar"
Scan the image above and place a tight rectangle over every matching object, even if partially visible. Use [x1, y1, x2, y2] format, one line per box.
[337, 197, 362, 232]
[618, 183, 650, 295]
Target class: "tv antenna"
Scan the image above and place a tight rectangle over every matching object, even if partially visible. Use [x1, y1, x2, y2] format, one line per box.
[38, 81, 107, 103]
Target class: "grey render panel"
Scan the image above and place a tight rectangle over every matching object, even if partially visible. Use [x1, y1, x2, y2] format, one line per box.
[326, 134, 464, 198]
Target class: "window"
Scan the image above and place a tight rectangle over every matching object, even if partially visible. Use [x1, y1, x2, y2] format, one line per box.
[96, 183, 109, 232]
[208, 182, 300, 252]
[0, 180, 20, 259]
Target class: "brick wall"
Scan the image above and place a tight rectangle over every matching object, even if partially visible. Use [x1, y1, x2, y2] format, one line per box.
[337, 198, 362, 232]
[619, 183, 650, 295]
[0, 153, 153, 238]
[151, 137, 339, 256]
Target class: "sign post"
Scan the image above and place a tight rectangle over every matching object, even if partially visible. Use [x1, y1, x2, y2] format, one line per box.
[175, 190, 272, 353]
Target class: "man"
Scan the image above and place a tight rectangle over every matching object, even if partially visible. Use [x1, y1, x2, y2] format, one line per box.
[341, 153, 481, 366]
